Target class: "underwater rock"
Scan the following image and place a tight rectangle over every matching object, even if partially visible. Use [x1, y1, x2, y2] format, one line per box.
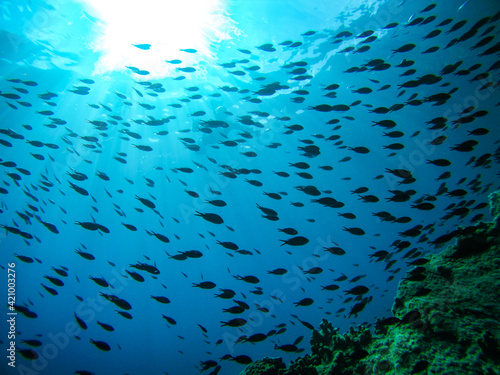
[240, 357, 286, 375]
[310, 319, 372, 372]
[285, 355, 318, 375]
[489, 190, 500, 219]
[241, 190, 500, 375]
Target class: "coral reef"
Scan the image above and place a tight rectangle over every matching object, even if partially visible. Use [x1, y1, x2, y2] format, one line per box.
[310, 320, 372, 374]
[241, 190, 500, 375]
[240, 357, 286, 375]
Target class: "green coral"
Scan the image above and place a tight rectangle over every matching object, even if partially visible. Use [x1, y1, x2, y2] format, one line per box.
[241, 190, 500, 375]
[240, 357, 285, 375]
[286, 355, 318, 375]
[306, 319, 373, 374]
[488, 190, 500, 219]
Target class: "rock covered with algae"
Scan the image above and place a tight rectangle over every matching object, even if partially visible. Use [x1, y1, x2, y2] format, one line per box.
[241, 190, 500, 375]
[239, 357, 286, 374]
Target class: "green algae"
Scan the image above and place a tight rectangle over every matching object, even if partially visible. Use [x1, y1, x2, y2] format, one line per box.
[242, 190, 500, 375]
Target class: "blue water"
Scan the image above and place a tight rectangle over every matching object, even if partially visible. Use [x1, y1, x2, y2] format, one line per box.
[0, 0, 499, 374]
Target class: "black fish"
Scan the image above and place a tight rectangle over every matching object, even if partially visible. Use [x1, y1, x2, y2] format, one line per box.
[193, 281, 216, 289]
[151, 296, 170, 304]
[97, 321, 114, 331]
[280, 236, 309, 246]
[74, 313, 87, 330]
[90, 339, 110, 351]
[100, 293, 132, 310]
[294, 298, 313, 307]
[345, 286, 369, 295]
[195, 212, 224, 224]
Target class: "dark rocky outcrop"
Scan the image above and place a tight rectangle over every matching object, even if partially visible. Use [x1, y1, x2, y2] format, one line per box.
[241, 190, 500, 375]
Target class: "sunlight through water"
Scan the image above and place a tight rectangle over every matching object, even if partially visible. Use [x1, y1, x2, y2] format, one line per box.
[80, 0, 239, 77]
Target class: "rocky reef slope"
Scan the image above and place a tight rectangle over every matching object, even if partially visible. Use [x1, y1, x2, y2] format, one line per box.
[241, 190, 500, 375]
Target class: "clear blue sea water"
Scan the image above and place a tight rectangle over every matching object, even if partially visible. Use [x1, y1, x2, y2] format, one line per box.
[0, 0, 499, 374]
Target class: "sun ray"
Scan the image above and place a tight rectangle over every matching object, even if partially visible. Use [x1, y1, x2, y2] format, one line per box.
[79, 0, 238, 77]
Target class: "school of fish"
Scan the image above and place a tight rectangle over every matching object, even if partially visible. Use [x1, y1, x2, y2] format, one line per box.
[1, 1, 500, 374]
